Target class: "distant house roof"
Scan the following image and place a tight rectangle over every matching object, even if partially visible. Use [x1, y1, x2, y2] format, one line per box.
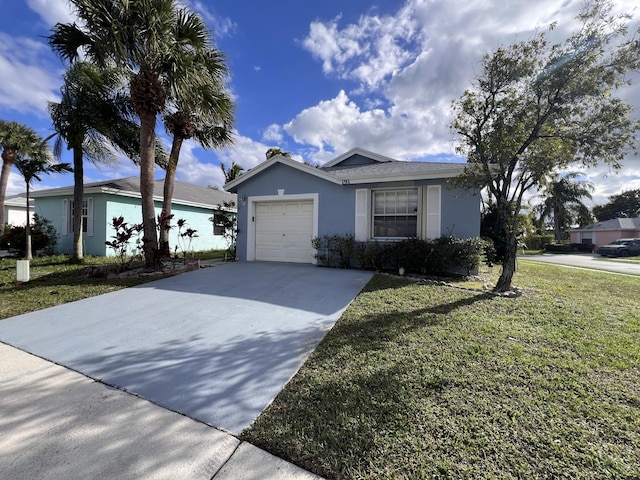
[569, 217, 640, 232]
[30, 177, 236, 210]
[4, 194, 33, 208]
[225, 147, 467, 191]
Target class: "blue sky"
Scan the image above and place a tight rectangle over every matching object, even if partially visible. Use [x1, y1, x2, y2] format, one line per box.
[1, 0, 639, 207]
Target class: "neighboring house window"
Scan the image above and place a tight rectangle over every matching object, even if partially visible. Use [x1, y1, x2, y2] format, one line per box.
[213, 213, 226, 236]
[62, 198, 93, 236]
[372, 189, 418, 238]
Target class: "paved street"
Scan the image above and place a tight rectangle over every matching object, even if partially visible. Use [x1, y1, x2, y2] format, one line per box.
[520, 253, 640, 275]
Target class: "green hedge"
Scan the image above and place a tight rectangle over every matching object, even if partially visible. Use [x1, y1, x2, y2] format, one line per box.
[523, 234, 554, 250]
[312, 235, 487, 276]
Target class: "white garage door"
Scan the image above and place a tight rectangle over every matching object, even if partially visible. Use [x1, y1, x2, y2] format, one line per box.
[255, 201, 314, 263]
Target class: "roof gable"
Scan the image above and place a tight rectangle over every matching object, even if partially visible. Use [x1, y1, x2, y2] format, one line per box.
[225, 149, 469, 191]
[322, 147, 397, 168]
[224, 155, 341, 191]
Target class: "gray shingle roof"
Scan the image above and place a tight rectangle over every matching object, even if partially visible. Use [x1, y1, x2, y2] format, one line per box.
[572, 217, 640, 231]
[322, 160, 466, 179]
[31, 176, 236, 209]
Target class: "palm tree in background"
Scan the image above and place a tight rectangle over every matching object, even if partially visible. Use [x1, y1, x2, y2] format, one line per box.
[221, 161, 244, 184]
[0, 121, 53, 227]
[14, 146, 71, 260]
[49, 0, 222, 266]
[49, 62, 145, 262]
[160, 49, 235, 254]
[265, 147, 291, 160]
[535, 172, 594, 241]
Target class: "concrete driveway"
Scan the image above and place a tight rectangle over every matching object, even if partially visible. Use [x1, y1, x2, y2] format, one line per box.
[0, 262, 373, 434]
[521, 253, 640, 276]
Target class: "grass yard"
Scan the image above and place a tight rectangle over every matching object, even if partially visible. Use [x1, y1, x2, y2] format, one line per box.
[0, 251, 227, 320]
[242, 261, 640, 479]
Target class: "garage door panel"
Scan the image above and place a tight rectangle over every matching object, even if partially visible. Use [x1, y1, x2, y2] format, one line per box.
[255, 200, 314, 263]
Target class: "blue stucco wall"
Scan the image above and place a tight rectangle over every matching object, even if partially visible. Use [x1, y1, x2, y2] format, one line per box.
[233, 162, 480, 261]
[34, 194, 230, 257]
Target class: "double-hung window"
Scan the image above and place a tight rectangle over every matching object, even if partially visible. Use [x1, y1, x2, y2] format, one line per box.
[372, 189, 418, 239]
[212, 212, 226, 236]
[62, 198, 93, 236]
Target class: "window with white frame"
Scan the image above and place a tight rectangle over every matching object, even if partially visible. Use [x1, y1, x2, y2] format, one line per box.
[372, 189, 418, 238]
[62, 198, 93, 236]
[212, 212, 226, 236]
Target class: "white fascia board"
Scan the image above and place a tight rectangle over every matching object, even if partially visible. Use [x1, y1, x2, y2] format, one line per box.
[345, 170, 463, 184]
[31, 185, 226, 210]
[323, 147, 398, 168]
[224, 154, 341, 191]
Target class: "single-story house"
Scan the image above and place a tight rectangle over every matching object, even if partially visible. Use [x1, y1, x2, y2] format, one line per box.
[31, 177, 236, 256]
[569, 217, 640, 247]
[3, 194, 34, 226]
[224, 148, 480, 264]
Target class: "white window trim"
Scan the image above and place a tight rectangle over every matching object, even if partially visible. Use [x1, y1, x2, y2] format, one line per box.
[62, 197, 94, 237]
[370, 187, 420, 240]
[355, 186, 442, 241]
[246, 193, 319, 263]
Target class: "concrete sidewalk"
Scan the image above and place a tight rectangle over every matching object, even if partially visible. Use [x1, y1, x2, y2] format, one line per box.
[0, 342, 323, 480]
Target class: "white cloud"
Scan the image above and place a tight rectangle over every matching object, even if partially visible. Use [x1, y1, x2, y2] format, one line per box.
[261, 124, 283, 143]
[5, 172, 28, 196]
[0, 34, 61, 116]
[26, 0, 75, 26]
[284, 89, 457, 164]
[190, 1, 237, 38]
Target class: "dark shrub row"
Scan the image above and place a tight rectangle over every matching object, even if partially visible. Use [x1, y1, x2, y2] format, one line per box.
[312, 234, 488, 276]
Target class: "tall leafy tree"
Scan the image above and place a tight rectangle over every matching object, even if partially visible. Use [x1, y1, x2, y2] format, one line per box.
[49, 62, 143, 261]
[49, 0, 218, 266]
[14, 147, 71, 260]
[451, 1, 639, 291]
[0, 121, 52, 227]
[160, 49, 235, 254]
[535, 172, 593, 241]
[592, 189, 640, 221]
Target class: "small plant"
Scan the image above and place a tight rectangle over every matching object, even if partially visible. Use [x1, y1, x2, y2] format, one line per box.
[176, 219, 198, 258]
[157, 210, 175, 258]
[104, 216, 143, 265]
[210, 201, 237, 258]
[312, 233, 357, 268]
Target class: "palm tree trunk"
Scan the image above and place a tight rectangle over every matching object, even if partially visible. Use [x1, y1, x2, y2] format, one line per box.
[160, 136, 183, 255]
[0, 152, 15, 227]
[553, 201, 562, 242]
[72, 148, 84, 261]
[140, 112, 158, 267]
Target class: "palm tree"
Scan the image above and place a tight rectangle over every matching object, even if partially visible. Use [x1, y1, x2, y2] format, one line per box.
[265, 147, 291, 160]
[49, 62, 144, 262]
[49, 0, 218, 266]
[14, 149, 71, 260]
[0, 121, 53, 227]
[535, 172, 594, 241]
[221, 161, 244, 184]
[160, 50, 235, 254]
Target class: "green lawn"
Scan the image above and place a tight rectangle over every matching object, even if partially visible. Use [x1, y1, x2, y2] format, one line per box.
[242, 261, 640, 479]
[0, 251, 226, 320]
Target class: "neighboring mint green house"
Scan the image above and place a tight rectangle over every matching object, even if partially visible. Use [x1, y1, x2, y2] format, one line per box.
[224, 148, 480, 264]
[31, 177, 236, 256]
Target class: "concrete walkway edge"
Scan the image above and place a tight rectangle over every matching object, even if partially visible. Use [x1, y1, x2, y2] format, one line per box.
[0, 342, 324, 480]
